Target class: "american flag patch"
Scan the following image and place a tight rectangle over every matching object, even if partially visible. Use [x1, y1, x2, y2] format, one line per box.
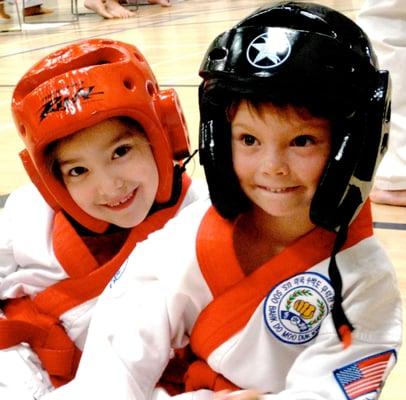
[334, 350, 396, 399]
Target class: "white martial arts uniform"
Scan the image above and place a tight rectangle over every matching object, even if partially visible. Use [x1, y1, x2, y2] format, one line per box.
[43, 198, 402, 400]
[357, 0, 406, 190]
[0, 178, 207, 400]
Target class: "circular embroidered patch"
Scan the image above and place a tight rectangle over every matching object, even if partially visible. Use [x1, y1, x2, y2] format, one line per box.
[263, 272, 335, 344]
[246, 30, 291, 69]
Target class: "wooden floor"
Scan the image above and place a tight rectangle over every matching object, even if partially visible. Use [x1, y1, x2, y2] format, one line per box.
[1, 1, 405, 398]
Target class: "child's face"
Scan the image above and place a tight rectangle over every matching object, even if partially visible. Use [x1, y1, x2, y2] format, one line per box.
[231, 101, 331, 222]
[55, 118, 159, 228]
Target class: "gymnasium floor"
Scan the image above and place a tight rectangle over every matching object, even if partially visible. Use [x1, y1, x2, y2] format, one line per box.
[1, 1, 405, 398]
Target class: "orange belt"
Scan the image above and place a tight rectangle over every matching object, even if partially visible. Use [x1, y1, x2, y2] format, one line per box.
[1, 296, 81, 387]
[185, 360, 239, 392]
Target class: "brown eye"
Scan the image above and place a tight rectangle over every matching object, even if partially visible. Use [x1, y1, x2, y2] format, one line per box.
[242, 134, 257, 146]
[291, 135, 315, 147]
[68, 166, 88, 177]
[113, 145, 132, 159]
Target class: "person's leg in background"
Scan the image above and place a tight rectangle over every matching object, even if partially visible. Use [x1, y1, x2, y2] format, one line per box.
[358, 0, 406, 206]
[84, 0, 135, 18]
[84, 0, 170, 19]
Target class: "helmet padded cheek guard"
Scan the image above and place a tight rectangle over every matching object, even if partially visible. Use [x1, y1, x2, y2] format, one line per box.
[199, 119, 249, 220]
[158, 89, 191, 160]
[12, 39, 190, 233]
[311, 71, 391, 230]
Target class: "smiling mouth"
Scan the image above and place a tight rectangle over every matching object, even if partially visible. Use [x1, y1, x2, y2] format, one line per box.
[258, 185, 299, 193]
[104, 189, 137, 210]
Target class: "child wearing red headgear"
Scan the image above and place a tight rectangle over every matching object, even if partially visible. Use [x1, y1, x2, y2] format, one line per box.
[41, 3, 401, 400]
[0, 38, 206, 399]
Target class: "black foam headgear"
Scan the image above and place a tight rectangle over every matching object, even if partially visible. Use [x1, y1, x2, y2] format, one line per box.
[199, 1, 390, 232]
[198, 1, 391, 346]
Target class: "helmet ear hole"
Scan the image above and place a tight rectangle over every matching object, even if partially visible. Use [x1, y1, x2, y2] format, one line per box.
[385, 101, 391, 123]
[146, 80, 156, 97]
[381, 132, 389, 155]
[133, 51, 145, 62]
[208, 47, 228, 61]
[381, 100, 391, 155]
[158, 89, 190, 160]
[19, 124, 26, 137]
[123, 78, 135, 91]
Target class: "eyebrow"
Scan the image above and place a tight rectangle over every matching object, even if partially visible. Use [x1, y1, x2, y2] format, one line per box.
[231, 121, 252, 131]
[57, 129, 138, 168]
[57, 157, 82, 168]
[107, 129, 135, 146]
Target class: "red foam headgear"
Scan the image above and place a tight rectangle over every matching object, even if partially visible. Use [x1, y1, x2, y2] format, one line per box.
[12, 38, 190, 233]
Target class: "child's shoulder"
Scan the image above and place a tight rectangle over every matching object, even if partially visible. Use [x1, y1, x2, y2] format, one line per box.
[159, 196, 212, 235]
[132, 197, 212, 262]
[5, 183, 54, 218]
[110, 198, 213, 292]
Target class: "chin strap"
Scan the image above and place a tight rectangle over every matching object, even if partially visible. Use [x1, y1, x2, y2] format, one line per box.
[151, 149, 199, 213]
[328, 223, 354, 348]
[179, 149, 199, 172]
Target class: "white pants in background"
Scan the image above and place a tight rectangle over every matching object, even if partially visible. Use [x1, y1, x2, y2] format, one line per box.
[358, 0, 406, 190]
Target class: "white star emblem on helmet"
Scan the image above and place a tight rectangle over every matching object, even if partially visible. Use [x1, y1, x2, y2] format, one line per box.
[246, 31, 291, 69]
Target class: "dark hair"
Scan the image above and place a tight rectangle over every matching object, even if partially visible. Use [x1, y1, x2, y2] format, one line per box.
[45, 116, 146, 182]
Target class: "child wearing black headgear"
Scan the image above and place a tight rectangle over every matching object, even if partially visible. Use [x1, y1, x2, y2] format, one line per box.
[42, 3, 402, 400]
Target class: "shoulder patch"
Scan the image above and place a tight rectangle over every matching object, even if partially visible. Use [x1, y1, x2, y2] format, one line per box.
[263, 272, 334, 344]
[333, 350, 396, 399]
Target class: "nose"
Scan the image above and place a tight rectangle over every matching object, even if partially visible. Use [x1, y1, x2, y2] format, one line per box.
[259, 148, 289, 176]
[95, 169, 125, 196]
